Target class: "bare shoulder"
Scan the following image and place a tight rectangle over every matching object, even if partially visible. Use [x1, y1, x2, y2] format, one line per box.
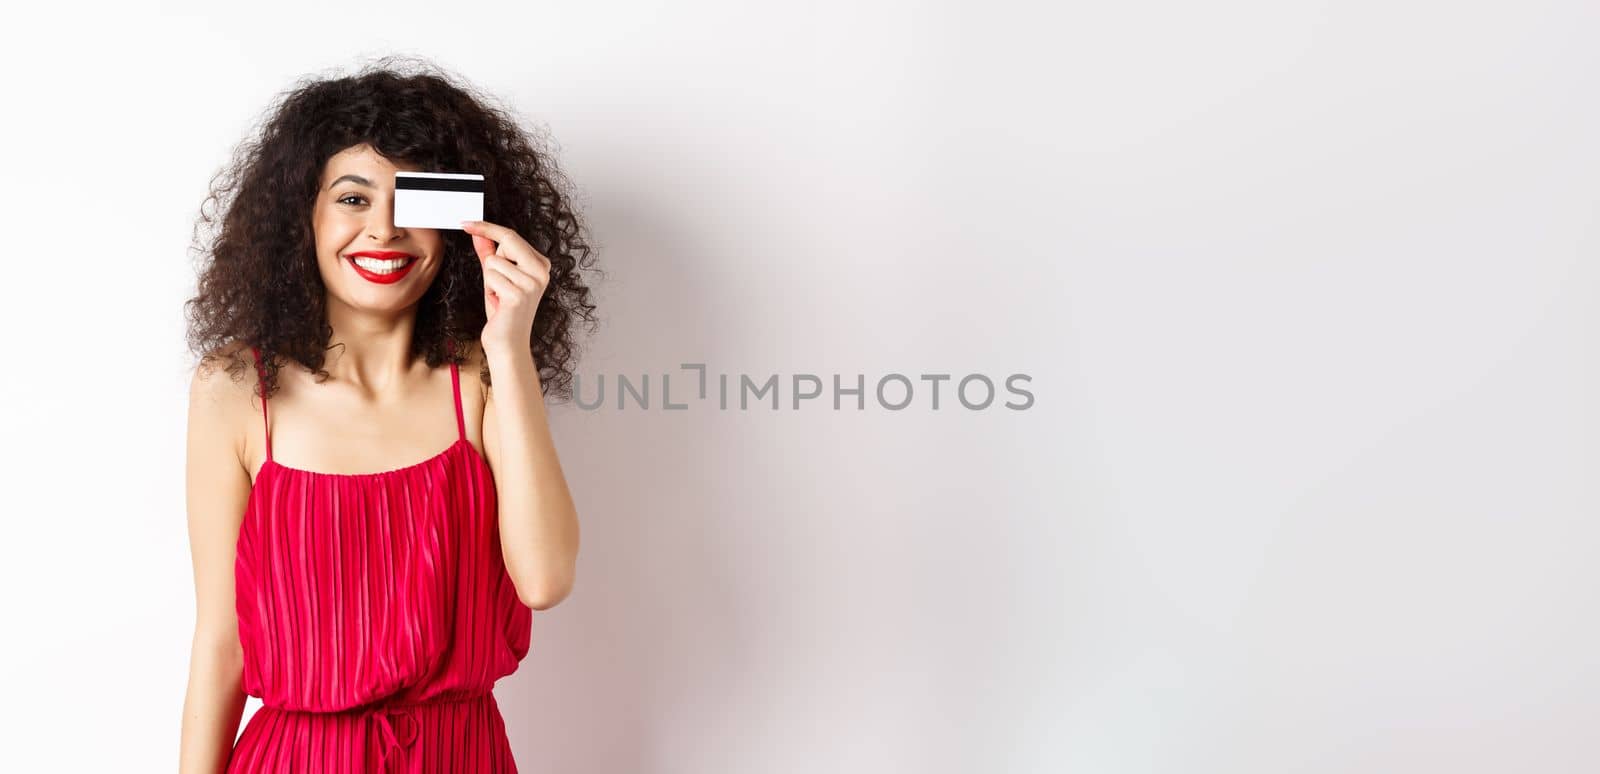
[187, 340, 257, 472]
[455, 340, 496, 463]
[456, 339, 491, 403]
[190, 340, 257, 403]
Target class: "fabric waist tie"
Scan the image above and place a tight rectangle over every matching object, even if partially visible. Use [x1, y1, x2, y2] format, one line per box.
[370, 693, 494, 772]
[262, 692, 495, 772]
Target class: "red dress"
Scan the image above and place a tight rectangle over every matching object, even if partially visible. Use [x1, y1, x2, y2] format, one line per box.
[228, 345, 533, 773]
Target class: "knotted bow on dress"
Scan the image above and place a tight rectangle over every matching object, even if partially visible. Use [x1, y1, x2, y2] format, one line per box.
[373, 705, 420, 771]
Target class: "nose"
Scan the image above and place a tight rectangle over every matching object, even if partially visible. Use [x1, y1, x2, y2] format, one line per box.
[367, 222, 405, 242]
[367, 199, 405, 242]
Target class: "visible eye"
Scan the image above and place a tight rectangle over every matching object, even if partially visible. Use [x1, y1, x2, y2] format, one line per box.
[337, 194, 369, 206]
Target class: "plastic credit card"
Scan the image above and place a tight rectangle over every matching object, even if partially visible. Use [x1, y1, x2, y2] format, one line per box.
[393, 171, 485, 230]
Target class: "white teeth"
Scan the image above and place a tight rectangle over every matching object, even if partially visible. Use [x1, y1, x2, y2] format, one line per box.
[352, 256, 414, 274]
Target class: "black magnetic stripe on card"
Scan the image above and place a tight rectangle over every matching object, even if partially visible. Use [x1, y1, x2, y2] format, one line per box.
[395, 177, 485, 193]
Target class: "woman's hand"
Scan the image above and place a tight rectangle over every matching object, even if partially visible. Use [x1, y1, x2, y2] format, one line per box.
[461, 219, 552, 359]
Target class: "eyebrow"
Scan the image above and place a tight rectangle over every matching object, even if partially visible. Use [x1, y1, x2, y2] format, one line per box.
[328, 174, 374, 190]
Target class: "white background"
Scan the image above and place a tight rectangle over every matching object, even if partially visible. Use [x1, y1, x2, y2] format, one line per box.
[0, 1, 1595, 772]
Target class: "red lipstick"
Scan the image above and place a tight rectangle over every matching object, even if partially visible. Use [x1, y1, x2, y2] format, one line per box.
[346, 251, 417, 284]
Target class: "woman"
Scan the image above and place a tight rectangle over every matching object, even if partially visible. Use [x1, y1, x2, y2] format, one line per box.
[178, 57, 597, 773]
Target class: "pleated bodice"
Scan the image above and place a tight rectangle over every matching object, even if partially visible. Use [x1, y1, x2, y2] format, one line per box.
[234, 346, 532, 714]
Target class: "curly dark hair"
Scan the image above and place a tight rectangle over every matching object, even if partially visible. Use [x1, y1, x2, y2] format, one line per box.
[184, 55, 602, 401]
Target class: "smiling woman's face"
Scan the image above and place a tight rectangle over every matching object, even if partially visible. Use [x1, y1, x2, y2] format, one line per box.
[311, 143, 445, 312]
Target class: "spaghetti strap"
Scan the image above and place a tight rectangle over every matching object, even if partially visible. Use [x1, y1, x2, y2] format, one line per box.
[249, 345, 273, 462]
[449, 358, 467, 442]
